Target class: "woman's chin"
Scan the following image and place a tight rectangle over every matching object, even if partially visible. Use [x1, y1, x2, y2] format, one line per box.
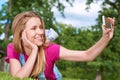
[36, 43, 43, 46]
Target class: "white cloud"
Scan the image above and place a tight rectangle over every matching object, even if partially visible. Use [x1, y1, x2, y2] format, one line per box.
[52, 0, 102, 28]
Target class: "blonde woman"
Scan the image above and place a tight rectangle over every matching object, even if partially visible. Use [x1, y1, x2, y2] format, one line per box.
[5, 11, 115, 80]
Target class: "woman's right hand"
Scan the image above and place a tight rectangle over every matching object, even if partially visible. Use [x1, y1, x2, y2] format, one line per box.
[22, 30, 38, 52]
[102, 17, 115, 41]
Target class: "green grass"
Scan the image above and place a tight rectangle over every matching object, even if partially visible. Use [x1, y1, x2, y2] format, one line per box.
[62, 78, 86, 80]
[0, 71, 33, 80]
[0, 71, 82, 80]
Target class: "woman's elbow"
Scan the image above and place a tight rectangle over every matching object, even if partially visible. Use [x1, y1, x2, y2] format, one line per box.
[84, 52, 97, 61]
[86, 54, 98, 61]
[12, 73, 29, 79]
[87, 57, 96, 61]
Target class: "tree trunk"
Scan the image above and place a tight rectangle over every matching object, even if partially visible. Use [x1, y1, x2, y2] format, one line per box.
[95, 68, 102, 80]
[0, 57, 5, 71]
[0, 49, 6, 72]
[0, 0, 12, 72]
[4, 0, 12, 41]
[0, 57, 10, 72]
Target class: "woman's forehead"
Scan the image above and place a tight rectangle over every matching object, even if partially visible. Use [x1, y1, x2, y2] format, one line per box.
[25, 17, 42, 27]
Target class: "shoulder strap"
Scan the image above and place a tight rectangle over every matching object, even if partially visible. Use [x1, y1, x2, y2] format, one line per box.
[19, 53, 25, 66]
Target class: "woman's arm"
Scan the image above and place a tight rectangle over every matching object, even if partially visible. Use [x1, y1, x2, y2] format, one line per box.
[10, 30, 38, 78]
[10, 49, 38, 78]
[60, 17, 115, 62]
[59, 36, 109, 62]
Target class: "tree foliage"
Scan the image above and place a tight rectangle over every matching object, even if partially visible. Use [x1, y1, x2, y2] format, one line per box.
[84, 0, 120, 80]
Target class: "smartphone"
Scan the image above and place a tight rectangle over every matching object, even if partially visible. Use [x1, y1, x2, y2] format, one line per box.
[102, 15, 112, 28]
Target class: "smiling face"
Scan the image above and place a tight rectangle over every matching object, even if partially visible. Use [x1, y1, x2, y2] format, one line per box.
[25, 17, 45, 46]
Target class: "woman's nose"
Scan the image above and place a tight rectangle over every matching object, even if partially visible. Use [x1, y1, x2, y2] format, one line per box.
[36, 28, 43, 34]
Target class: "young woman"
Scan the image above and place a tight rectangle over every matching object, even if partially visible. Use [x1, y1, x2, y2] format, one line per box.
[5, 11, 115, 80]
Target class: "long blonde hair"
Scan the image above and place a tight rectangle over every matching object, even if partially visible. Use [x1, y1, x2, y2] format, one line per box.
[12, 11, 46, 78]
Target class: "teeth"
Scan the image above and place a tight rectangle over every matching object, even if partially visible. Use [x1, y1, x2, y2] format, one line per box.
[35, 36, 42, 41]
[36, 38, 42, 41]
[36, 39, 41, 40]
[35, 37, 41, 39]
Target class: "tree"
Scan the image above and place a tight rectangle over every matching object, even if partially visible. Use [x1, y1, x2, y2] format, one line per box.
[85, 0, 120, 80]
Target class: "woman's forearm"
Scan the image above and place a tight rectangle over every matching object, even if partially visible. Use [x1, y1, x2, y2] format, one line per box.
[14, 49, 38, 78]
[86, 36, 110, 61]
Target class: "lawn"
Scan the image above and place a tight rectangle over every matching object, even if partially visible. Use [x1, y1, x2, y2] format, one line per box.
[0, 71, 81, 80]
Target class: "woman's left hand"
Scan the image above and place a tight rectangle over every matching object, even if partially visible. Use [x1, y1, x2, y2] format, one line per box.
[102, 17, 115, 40]
[22, 30, 38, 51]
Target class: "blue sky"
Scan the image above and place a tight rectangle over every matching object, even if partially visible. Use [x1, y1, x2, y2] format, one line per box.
[52, 0, 102, 28]
[0, 0, 5, 9]
[0, 0, 102, 28]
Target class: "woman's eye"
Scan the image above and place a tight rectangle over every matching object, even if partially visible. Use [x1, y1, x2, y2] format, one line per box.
[40, 27, 43, 29]
[39, 26, 43, 29]
[31, 27, 36, 30]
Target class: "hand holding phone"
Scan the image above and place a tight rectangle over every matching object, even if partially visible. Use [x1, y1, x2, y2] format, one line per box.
[102, 15, 112, 28]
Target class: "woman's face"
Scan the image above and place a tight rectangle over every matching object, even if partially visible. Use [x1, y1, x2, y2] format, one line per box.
[25, 17, 44, 46]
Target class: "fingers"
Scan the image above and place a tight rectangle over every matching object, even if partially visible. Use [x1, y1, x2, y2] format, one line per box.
[22, 30, 28, 46]
[22, 30, 28, 43]
[22, 30, 25, 41]
[22, 30, 31, 45]
[108, 17, 115, 29]
[112, 17, 115, 28]
[102, 25, 111, 33]
[22, 30, 37, 48]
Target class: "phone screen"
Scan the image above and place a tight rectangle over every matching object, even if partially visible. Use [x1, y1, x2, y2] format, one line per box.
[102, 16, 112, 28]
